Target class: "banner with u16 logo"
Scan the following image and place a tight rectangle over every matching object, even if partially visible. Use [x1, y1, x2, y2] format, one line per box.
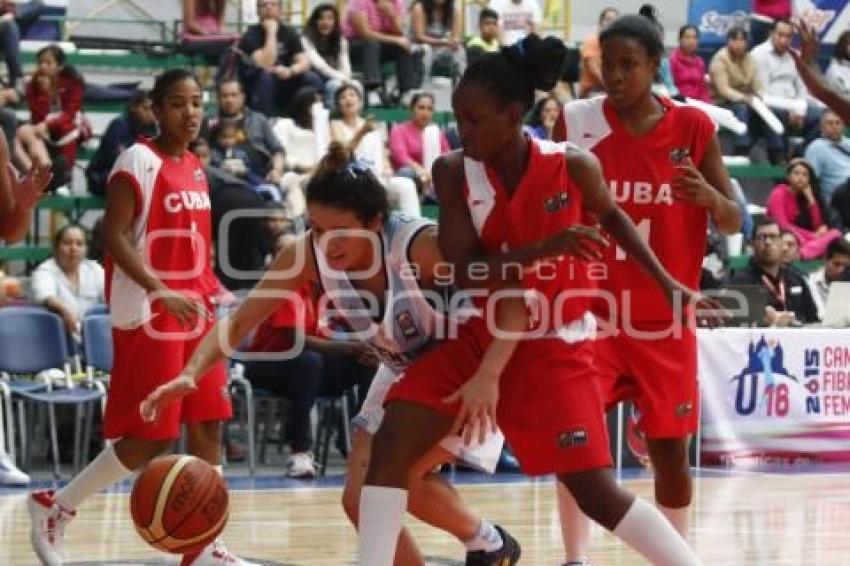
[698, 328, 850, 467]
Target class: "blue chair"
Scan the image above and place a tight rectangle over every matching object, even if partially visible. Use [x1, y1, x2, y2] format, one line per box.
[84, 304, 109, 317]
[0, 307, 105, 478]
[80, 314, 113, 467]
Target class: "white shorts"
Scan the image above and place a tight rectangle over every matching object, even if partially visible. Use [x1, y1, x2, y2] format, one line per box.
[353, 364, 505, 474]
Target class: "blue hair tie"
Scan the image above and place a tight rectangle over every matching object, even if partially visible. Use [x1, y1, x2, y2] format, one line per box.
[344, 158, 371, 177]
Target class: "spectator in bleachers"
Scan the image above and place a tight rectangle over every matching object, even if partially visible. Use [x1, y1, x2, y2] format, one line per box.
[750, 0, 791, 47]
[15, 44, 87, 191]
[578, 7, 619, 98]
[31, 224, 105, 336]
[389, 91, 449, 201]
[710, 27, 776, 159]
[341, 0, 417, 106]
[729, 217, 821, 325]
[410, 0, 465, 84]
[236, 0, 322, 116]
[208, 78, 287, 192]
[752, 19, 822, 162]
[179, 0, 239, 64]
[525, 95, 559, 140]
[210, 120, 276, 194]
[465, 7, 500, 67]
[488, 0, 541, 47]
[302, 4, 359, 108]
[810, 237, 850, 317]
[780, 229, 801, 266]
[0, 0, 46, 95]
[670, 25, 710, 103]
[803, 109, 850, 215]
[825, 30, 850, 98]
[766, 158, 842, 259]
[85, 92, 156, 197]
[329, 83, 420, 216]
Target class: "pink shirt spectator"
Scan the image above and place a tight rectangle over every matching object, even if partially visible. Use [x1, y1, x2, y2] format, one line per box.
[181, 0, 237, 41]
[341, 0, 405, 39]
[766, 183, 842, 259]
[669, 48, 711, 102]
[753, 0, 791, 20]
[389, 120, 450, 169]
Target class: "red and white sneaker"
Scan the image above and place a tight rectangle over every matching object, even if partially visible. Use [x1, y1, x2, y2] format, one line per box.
[181, 540, 261, 566]
[28, 490, 75, 565]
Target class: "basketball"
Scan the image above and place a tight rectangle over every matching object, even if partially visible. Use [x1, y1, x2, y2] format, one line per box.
[130, 455, 229, 554]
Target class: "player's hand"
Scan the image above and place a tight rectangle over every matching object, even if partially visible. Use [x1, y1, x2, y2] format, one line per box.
[10, 163, 51, 209]
[672, 157, 718, 209]
[442, 366, 499, 446]
[156, 289, 210, 328]
[140, 373, 198, 423]
[541, 225, 608, 262]
[350, 341, 379, 367]
[791, 20, 820, 69]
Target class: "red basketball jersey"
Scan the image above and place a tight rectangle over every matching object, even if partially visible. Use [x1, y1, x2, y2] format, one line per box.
[462, 137, 593, 330]
[105, 139, 219, 329]
[553, 96, 714, 325]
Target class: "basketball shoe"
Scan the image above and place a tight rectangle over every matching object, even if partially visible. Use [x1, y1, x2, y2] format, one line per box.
[181, 540, 261, 566]
[465, 525, 521, 565]
[28, 489, 75, 565]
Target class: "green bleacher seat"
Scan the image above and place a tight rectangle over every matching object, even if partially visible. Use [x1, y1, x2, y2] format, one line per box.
[421, 203, 439, 220]
[727, 163, 785, 180]
[0, 246, 52, 263]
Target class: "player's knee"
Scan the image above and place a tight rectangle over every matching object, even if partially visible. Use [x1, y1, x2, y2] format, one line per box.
[559, 470, 633, 530]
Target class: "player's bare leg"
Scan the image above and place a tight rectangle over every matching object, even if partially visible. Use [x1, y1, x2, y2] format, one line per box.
[556, 478, 592, 565]
[558, 468, 700, 565]
[647, 437, 693, 538]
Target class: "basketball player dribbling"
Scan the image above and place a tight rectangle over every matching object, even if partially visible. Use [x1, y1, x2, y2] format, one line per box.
[552, 13, 741, 566]
[355, 35, 711, 566]
[140, 127, 521, 565]
[27, 69, 256, 566]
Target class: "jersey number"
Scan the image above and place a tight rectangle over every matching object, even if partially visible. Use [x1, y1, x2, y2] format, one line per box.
[615, 218, 651, 261]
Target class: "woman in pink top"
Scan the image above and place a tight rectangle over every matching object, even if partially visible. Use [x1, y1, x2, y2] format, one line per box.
[670, 25, 711, 103]
[180, 0, 238, 62]
[389, 92, 450, 199]
[766, 159, 843, 259]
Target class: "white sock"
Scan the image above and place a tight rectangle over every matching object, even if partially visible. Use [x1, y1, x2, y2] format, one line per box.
[214, 465, 223, 476]
[659, 503, 690, 539]
[358, 485, 408, 566]
[612, 498, 700, 566]
[556, 481, 591, 563]
[54, 444, 132, 510]
[463, 519, 503, 552]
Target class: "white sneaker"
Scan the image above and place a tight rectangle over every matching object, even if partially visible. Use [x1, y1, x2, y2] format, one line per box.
[181, 540, 261, 566]
[285, 452, 316, 479]
[0, 453, 29, 485]
[28, 490, 75, 565]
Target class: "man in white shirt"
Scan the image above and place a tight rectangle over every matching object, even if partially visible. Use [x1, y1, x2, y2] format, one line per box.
[751, 19, 823, 163]
[810, 238, 850, 320]
[487, 0, 541, 46]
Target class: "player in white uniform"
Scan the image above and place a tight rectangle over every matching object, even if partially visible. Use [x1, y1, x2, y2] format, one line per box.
[141, 128, 520, 565]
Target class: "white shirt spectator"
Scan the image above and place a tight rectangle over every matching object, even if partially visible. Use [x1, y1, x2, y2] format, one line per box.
[301, 35, 352, 83]
[488, 0, 541, 46]
[803, 135, 850, 202]
[31, 258, 105, 321]
[751, 39, 808, 102]
[826, 58, 850, 97]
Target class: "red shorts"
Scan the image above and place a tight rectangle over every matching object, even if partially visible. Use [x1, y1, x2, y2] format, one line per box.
[103, 302, 232, 441]
[595, 325, 698, 438]
[386, 317, 612, 476]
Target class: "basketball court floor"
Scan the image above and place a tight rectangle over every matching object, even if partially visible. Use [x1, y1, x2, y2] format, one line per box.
[1, 466, 849, 565]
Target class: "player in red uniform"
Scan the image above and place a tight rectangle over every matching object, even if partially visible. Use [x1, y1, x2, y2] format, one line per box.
[552, 13, 741, 565]
[27, 69, 256, 566]
[356, 35, 709, 566]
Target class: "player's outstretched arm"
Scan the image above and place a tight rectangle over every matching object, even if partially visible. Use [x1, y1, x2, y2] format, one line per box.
[139, 234, 315, 422]
[791, 21, 850, 123]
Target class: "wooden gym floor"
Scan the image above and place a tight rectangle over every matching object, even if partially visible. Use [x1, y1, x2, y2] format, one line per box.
[1, 468, 849, 565]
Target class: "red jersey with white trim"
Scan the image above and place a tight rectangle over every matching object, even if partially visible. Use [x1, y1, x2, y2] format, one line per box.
[462, 137, 593, 330]
[553, 96, 714, 325]
[105, 138, 219, 329]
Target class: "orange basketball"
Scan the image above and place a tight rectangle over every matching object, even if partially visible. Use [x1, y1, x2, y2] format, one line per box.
[130, 454, 229, 554]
